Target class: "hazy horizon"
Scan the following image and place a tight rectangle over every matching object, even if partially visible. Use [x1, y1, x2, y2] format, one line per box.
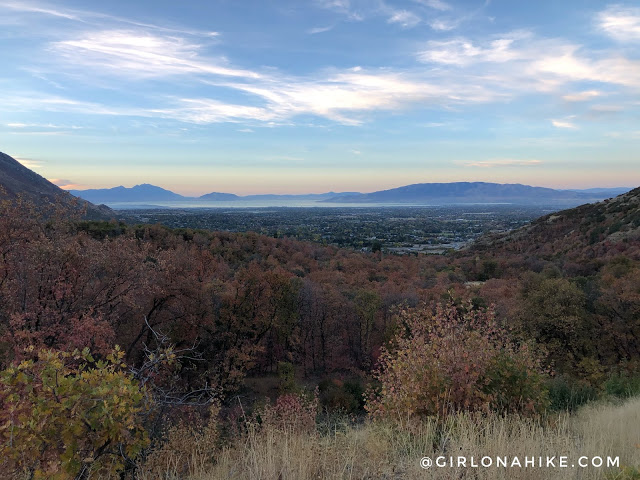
[63, 179, 633, 198]
[2, 0, 639, 195]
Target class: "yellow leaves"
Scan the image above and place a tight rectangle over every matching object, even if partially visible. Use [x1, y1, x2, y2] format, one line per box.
[18, 359, 32, 370]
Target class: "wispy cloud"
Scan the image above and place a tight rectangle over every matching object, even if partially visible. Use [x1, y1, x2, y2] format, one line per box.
[151, 98, 276, 124]
[586, 104, 624, 119]
[1, 1, 80, 21]
[605, 130, 640, 139]
[0, 92, 132, 116]
[413, 0, 452, 12]
[551, 119, 577, 129]
[51, 31, 259, 80]
[562, 90, 602, 102]
[417, 30, 640, 92]
[15, 157, 44, 169]
[7, 122, 83, 129]
[307, 25, 335, 34]
[8, 130, 73, 136]
[313, 0, 363, 21]
[49, 178, 72, 185]
[0, 63, 499, 126]
[314, 0, 423, 28]
[4, 2, 640, 131]
[428, 19, 459, 31]
[597, 5, 640, 42]
[49, 179, 90, 190]
[1, 1, 219, 37]
[388, 10, 421, 28]
[463, 159, 542, 168]
[221, 69, 495, 125]
[418, 33, 527, 65]
[424, 0, 490, 32]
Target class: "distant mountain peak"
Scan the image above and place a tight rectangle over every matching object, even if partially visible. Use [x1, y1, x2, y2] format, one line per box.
[71, 183, 187, 203]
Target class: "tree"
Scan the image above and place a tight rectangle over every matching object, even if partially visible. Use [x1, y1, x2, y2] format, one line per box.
[518, 274, 592, 374]
[367, 302, 547, 419]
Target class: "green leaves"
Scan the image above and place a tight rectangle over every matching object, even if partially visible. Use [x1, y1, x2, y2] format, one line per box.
[0, 346, 150, 479]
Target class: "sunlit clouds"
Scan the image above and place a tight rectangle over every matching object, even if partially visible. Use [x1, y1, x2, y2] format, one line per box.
[551, 119, 578, 129]
[1, 0, 639, 193]
[51, 31, 258, 80]
[597, 5, 640, 42]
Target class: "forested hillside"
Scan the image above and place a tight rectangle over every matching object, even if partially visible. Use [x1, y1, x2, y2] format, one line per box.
[473, 186, 640, 261]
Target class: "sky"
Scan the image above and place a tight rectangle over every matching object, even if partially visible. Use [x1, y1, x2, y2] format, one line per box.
[1, 0, 639, 196]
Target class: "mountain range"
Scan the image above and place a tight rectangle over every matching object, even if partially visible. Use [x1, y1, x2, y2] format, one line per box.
[322, 182, 631, 205]
[0, 149, 630, 209]
[68, 184, 360, 204]
[69, 182, 630, 207]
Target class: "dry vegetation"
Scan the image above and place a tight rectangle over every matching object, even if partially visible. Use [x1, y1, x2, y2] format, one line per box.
[2, 187, 640, 479]
[134, 396, 640, 480]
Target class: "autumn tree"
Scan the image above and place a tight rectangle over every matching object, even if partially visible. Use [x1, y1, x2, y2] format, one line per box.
[367, 302, 548, 419]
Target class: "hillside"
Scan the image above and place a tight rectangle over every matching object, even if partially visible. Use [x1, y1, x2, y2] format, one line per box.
[472, 186, 640, 259]
[325, 182, 627, 205]
[0, 152, 114, 220]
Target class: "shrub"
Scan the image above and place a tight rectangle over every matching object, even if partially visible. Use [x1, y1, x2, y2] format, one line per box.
[366, 302, 548, 419]
[483, 350, 548, 414]
[0, 346, 149, 479]
[546, 375, 597, 412]
[277, 361, 298, 394]
[604, 372, 640, 399]
[318, 378, 365, 414]
[260, 391, 319, 434]
[139, 404, 220, 479]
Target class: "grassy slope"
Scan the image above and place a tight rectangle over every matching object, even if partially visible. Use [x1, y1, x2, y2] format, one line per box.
[136, 396, 640, 480]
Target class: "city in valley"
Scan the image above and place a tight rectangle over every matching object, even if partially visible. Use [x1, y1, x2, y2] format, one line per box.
[120, 205, 553, 254]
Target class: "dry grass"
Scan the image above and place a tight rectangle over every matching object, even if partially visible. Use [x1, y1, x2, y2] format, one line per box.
[136, 396, 640, 480]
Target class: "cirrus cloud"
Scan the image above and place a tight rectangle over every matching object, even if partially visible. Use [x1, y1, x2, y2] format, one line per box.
[463, 159, 543, 168]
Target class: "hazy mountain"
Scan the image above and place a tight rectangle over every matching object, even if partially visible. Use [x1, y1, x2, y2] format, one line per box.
[68, 180, 632, 207]
[198, 192, 239, 201]
[70, 184, 187, 203]
[323, 182, 629, 205]
[70, 185, 359, 204]
[0, 152, 113, 219]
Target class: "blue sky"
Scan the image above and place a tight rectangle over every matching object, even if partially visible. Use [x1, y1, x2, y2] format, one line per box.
[1, 0, 639, 195]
